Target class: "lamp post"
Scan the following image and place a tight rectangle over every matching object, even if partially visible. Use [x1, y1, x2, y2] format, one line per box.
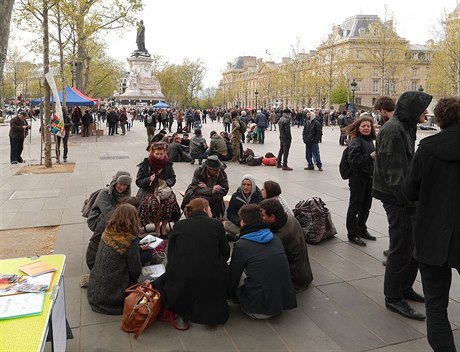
[418, 85, 424, 92]
[254, 90, 259, 109]
[350, 79, 358, 112]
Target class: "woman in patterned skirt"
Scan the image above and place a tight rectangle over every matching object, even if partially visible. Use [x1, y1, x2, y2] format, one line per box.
[136, 142, 181, 237]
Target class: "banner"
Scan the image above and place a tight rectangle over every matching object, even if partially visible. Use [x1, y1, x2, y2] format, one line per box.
[44, 69, 65, 138]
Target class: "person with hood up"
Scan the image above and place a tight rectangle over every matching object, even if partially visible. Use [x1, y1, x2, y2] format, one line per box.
[302, 110, 323, 171]
[373, 90, 432, 321]
[228, 204, 297, 319]
[224, 174, 263, 241]
[403, 97, 459, 352]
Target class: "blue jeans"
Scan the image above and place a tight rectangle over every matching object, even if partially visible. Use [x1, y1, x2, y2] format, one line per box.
[305, 143, 322, 167]
[257, 127, 265, 144]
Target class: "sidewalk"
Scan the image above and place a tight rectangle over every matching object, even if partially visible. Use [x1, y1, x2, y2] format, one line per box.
[0, 120, 458, 352]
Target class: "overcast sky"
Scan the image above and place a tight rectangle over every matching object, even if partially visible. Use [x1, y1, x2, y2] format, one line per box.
[10, 0, 458, 87]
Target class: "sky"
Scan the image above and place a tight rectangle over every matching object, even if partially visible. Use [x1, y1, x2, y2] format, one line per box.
[9, 0, 458, 88]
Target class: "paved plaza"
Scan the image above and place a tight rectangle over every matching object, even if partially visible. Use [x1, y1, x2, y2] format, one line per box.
[0, 119, 458, 352]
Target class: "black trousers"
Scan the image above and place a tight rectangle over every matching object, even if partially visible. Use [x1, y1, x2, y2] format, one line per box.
[56, 133, 69, 159]
[277, 139, 291, 166]
[108, 123, 116, 135]
[10, 137, 25, 163]
[346, 174, 373, 238]
[420, 263, 458, 352]
[382, 202, 419, 302]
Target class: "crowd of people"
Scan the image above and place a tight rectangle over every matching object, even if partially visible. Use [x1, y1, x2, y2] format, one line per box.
[8, 92, 459, 351]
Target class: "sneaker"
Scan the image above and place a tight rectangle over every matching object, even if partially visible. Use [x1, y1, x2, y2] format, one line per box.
[317, 166, 323, 171]
[282, 166, 293, 171]
[304, 166, 314, 170]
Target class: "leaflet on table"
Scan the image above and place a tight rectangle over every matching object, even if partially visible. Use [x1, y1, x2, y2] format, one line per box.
[141, 263, 165, 278]
[0, 291, 45, 319]
[0, 273, 54, 296]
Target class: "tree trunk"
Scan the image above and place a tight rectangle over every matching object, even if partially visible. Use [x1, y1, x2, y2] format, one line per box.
[0, 0, 15, 117]
[43, 0, 52, 168]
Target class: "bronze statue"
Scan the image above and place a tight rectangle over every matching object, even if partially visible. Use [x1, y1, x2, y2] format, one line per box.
[136, 20, 147, 53]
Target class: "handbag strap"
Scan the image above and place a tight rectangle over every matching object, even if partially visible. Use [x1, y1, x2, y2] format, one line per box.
[134, 301, 154, 339]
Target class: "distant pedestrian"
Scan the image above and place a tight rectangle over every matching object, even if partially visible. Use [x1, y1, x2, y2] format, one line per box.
[302, 111, 323, 171]
[9, 111, 30, 164]
[255, 110, 268, 144]
[277, 109, 293, 171]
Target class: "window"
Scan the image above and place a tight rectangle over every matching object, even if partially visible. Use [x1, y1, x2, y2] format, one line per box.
[374, 68, 380, 76]
[412, 68, 417, 78]
[355, 97, 362, 105]
[356, 49, 360, 59]
[373, 80, 380, 92]
[411, 81, 417, 91]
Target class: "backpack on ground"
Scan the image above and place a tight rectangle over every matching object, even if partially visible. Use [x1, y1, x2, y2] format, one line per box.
[262, 152, 277, 166]
[293, 197, 337, 244]
[246, 155, 263, 166]
[238, 119, 247, 134]
[339, 147, 351, 180]
[81, 188, 102, 218]
[240, 148, 254, 164]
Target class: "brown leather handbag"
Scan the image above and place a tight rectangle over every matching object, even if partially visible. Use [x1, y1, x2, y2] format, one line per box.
[121, 280, 162, 338]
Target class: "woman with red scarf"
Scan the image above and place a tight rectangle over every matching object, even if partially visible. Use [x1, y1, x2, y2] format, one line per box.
[136, 142, 181, 237]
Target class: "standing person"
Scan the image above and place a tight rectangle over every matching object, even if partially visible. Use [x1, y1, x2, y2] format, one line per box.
[230, 111, 241, 162]
[222, 109, 231, 133]
[342, 116, 377, 246]
[56, 109, 72, 162]
[175, 110, 183, 133]
[403, 97, 460, 352]
[373, 90, 431, 321]
[240, 111, 248, 143]
[260, 198, 313, 292]
[87, 203, 142, 315]
[374, 96, 395, 125]
[119, 107, 127, 135]
[81, 109, 92, 137]
[153, 198, 230, 326]
[71, 106, 82, 135]
[228, 204, 297, 319]
[144, 108, 156, 142]
[107, 108, 118, 136]
[302, 111, 323, 171]
[136, 142, 181, 237]
[269, 109, 277, 131]
[9, 111, 30, 164]
[255, 109, 268, 144]
[276, 108, 293, 171]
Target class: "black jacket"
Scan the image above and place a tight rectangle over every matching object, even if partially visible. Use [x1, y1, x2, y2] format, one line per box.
[227, 187, 263, 226]
[373, 91, 432, 205]
[135, 158, 177, 201]
[278, 113, 292, 141]
[403, 124, 460, 269]
[302, 118, 322, 144]
[153, 211, 230, 324]
[348, 135, 375, 177]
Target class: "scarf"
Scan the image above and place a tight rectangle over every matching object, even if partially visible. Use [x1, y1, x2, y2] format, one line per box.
[148, 154, 169, 174]
[101, 228, 136, 255]
[269, 211, 288, 232]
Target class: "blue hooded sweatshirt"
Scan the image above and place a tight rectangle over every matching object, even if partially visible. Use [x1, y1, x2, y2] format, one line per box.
[240, 228, 273, 243]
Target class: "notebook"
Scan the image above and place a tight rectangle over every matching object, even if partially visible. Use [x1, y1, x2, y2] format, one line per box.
[0, 292, 45, 319]
[18, 261, 56, 277]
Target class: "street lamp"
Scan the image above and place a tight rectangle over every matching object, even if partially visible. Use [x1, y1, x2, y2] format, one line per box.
[350, 79, 358, 112]
[418, 85, 424, 92]
[321, 96, 326, 109]
[254, 90, 259, 109]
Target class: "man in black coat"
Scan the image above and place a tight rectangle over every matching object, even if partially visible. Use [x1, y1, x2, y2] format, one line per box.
[260, 198, 313, 292]
[277, 108, 293, 170]
[403, 97, 460, 352]
[302, 111, 323, 171]
[373, 90, 432, 321]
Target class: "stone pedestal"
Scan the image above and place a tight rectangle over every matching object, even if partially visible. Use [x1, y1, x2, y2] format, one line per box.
[119, 55, 164, 103]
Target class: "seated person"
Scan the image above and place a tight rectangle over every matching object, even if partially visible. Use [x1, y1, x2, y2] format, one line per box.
[136, 142, 181, 237]
[181, 155, 229, 219]
[146, 129, 167, 151]
[153, 198, 230, 326]
[86, 171, 132, 270]
[224, 174, 262, 241]
[261, 180, 294, 216]
[208, 130, 228, 160]
[228, 204, 297, 319]
[167, 135, 191, 162]
[219, 131, 233, 162]
[180, 133, 190, 147]
[87, 203, 142, 315]
[260, 198, 313, 292]
[190, 129, 208, 165]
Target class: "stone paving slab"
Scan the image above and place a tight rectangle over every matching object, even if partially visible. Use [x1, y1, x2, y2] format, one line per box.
[1, 119, 458, 352]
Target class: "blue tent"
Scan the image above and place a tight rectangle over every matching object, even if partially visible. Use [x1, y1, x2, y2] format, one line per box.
[31, 86, 96, 106]
[153, 101, 169, 108]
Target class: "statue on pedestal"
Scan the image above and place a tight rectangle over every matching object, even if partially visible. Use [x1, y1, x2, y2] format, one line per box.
[133, 20, 150, 57]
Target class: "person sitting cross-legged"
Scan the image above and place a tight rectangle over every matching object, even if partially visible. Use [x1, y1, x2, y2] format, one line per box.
[228, 204, 297, 319]
[260, 198, 313, 292]
[224, 174, 262, 241]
